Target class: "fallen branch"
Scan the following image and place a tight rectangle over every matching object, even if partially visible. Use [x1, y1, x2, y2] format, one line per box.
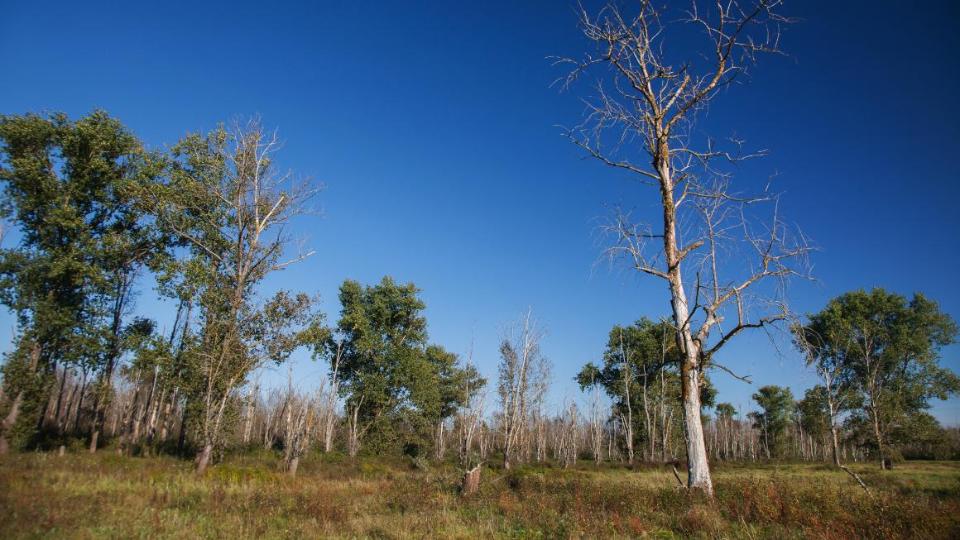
[669, 460, 685, 488]
[839, 464, 871, 495]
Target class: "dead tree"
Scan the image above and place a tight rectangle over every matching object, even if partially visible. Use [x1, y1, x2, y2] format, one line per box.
[557, 1, 807, 494]
[587, 378, 606, 465]
[497, 310, 549, 470]
[320, 340, 344, 453]
[461, 464, 482, 496]
[456, 346, 487, 470]
[282, 374, 318, 477]
[346, 396, 366, 458]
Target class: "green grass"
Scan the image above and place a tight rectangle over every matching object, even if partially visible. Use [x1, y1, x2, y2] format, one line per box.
[1, 452, 958, 539]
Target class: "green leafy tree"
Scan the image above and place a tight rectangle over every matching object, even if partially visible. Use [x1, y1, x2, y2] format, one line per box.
[577, 318, 715, 463]
[797, 289, 959, 469]
[796, 386, 831, 449]
[330, 277, 483, 456]
[138, 120, 322, 472]
[750, 385, 795, 459]
[0, 111, 155, 452]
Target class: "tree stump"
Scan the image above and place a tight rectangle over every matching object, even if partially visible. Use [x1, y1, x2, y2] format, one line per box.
[461, 464, 481, 496]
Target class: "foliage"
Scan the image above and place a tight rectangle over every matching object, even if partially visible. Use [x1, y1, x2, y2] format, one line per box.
[795, 288, 960, 463]
[0, 111, 157, 448]
[329, 276, 484, 454]
[577, 318, 716, 458]
[749, 385, 795, 459]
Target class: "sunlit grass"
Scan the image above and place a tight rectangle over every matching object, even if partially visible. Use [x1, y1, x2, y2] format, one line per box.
[1, 451, 958, 538]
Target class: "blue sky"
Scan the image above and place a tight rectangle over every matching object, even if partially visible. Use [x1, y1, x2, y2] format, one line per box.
[2, 1, 959, 422]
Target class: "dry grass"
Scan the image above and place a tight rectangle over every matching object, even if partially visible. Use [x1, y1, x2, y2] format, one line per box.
[1, 451, 958, 539]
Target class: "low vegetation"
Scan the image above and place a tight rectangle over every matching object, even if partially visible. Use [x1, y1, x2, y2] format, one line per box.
[2, 451, 959, 539]
[1, 4, 958, 537]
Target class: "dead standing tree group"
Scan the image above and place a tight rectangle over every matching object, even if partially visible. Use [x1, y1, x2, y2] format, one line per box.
[558, 1, 810, 494]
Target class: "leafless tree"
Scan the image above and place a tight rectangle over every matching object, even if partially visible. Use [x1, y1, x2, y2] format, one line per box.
[497, 309, 549, 470]
[557, 1, 808, 494]
[346, 395, 366, 458]
[281, 372, 319, 477]
[554, 401, 580, 469]
[456, 346, 487, 469]
[319, 339, 344, 453]
[587, 376, 606, 465]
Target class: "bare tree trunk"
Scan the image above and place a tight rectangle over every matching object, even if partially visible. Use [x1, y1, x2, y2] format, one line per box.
[461, 464, 481, 496]
[347, 400, 363, 458]
[619, 331, 636, 464]
[51, 366, 68, 432]
[871, 404, 887, 470]
[242, 384, 257, 445]
[196, 443, 213, 474]
[72, 369, 88, 434]
[435, 420, 445, 461]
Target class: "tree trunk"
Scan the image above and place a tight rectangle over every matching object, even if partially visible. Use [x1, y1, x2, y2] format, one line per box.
[196, 443, 213, 474]
[51, 366, 68, 432]
[462, 464, 481, 496]
[871, 406, 887, 470]
[435, 420, 445, 461]
[178, 406, 189, 453]
[287, 455, 300, 477]
[72, 370, 88, 434]
[1, 343, 42, 454]
[0, 391, 24, 454]
[679, 361, 712, 493]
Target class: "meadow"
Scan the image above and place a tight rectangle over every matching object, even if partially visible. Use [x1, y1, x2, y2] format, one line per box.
[1, 451, 958, 539]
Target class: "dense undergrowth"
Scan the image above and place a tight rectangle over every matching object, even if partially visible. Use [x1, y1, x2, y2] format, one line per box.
[1, 451, 958, 539]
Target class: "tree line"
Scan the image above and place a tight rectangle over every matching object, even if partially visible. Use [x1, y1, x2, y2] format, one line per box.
[0, 110, 954, 484]
[1, 1, 958, 499]
[0, 113, 484, 473]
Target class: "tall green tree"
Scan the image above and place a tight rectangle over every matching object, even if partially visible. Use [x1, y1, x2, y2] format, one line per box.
[0, 111, 155, 452]
[796, 386, 832, 452]
[796, 289, 959, 469]
[577, 318, 715, 463]
[750, 385, 795, 459]
[330, 277, 482, 456]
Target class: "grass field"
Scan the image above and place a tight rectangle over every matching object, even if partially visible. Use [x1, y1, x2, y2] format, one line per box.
[1, 451, 958, 539]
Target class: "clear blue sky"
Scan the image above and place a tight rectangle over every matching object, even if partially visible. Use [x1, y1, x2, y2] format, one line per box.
[2, 1, 959, 422]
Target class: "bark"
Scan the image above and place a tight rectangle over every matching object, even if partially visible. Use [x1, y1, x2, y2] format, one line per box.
[461, 464, 481, 496]
[196, 443, 213, 474]
[0, 391, 24, 454]
[871, 405, 887, 470]
[828, 401, 842, 468]
[72, 370, 88, 433]
[679, 361, 712, 493]
[51, 366, 68, 432]
[0, 342, 42, 454]
[657, 145, 713, 493]
[89, 279, 128, 453]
